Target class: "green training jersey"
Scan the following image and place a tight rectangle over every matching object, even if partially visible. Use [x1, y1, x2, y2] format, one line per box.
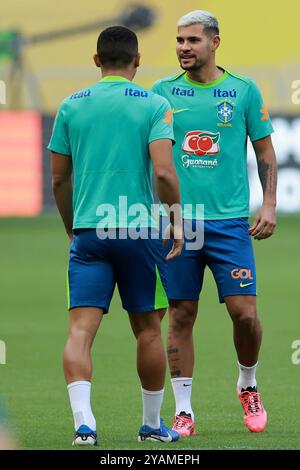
[152, 70, 274, 220]
[48, 76, 174, 228]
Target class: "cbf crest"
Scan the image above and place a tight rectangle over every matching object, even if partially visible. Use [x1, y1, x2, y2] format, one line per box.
[217, 101, 234, 123]
[216, 100, 235, 127]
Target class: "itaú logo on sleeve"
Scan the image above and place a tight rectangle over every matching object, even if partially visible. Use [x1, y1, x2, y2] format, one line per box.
[230, 268, 254, 280]
[182, 130, 220, 156]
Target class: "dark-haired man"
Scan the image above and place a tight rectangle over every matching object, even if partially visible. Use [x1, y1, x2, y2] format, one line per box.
[49, 26, 183, 445]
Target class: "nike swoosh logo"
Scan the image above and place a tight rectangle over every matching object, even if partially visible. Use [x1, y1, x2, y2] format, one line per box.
[172, 108, 189, 114]
[149, 432, 173, 442]
[183, 384, 192, 387]
[239, 282, 254, 288]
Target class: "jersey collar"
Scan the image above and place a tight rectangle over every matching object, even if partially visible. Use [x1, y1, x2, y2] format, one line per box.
[184, 69, 228, 88]
[99, 76, 130, 83]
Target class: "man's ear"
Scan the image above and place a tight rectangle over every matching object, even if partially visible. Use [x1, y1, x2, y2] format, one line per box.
[212, 35, 220, 52]
[134, 52, 141, 68]
[93, 53, 101, 68]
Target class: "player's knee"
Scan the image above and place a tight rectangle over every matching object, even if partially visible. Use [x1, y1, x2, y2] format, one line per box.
[169, 305, 197, 334]
[229, 304, 258, 325]
[227, 296, 258, 322]
[69, 322, 94, 345]
[137, 327, 161, 346]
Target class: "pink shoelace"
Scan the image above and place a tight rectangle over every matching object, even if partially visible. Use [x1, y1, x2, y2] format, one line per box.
[240, 390, 261, 415]
[174, 415, 192, 428]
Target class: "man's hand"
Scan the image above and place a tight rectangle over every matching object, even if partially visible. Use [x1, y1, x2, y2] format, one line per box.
[163, 223, 184, 260]
[249, 203, 276, 240]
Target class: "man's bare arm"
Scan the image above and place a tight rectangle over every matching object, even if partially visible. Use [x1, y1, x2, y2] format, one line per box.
[149, 139, 183, 259]
[51, 151, 73, 241]
[249, 135, 277, 240]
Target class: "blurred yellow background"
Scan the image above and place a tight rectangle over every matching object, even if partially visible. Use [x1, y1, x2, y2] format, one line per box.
[1, 0, 299, 112]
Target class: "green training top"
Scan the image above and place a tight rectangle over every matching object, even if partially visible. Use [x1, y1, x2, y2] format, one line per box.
[152, 70, 274, 220]
[48, 76, 174, 228]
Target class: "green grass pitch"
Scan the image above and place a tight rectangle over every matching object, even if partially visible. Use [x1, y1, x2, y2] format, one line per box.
[0, 214, 299, 450]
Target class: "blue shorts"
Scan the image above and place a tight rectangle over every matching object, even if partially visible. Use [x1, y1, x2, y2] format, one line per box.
[162, 217, 256, 303]
[68, 228, 168, 313]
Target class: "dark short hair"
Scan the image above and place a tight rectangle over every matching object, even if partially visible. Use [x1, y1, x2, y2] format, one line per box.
[97, 26, 138, 68]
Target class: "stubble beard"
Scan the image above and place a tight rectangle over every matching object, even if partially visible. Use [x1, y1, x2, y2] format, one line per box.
[179, 56, 207, 72]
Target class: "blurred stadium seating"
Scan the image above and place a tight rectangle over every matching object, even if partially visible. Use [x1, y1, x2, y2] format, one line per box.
[0, 0, 300, 215]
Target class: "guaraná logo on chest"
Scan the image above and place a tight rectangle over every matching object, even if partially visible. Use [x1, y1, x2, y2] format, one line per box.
[182, 130, 220, 156]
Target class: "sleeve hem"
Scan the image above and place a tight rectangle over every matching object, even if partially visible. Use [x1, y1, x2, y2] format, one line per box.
[250, 129, 274, 143]
[48, 145, 72, 156]
[148, 136, 176, 145]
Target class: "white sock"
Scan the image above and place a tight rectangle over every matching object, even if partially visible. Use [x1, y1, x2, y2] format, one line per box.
[141, 388, 164, 429]
[67, 381, 96, 431]
[171, 377, 194, 420]
[237, 361, 258, 391]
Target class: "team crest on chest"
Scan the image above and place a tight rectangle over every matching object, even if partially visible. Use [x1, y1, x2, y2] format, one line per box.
[216, 100, 235, 127]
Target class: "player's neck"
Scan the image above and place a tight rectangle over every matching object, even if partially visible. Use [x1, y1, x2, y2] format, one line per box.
[186, 64, 224, 84]
[101, 68, 135, 81]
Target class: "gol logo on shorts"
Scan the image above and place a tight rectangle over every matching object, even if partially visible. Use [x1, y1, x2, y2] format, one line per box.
[230, 268, 254, 280]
